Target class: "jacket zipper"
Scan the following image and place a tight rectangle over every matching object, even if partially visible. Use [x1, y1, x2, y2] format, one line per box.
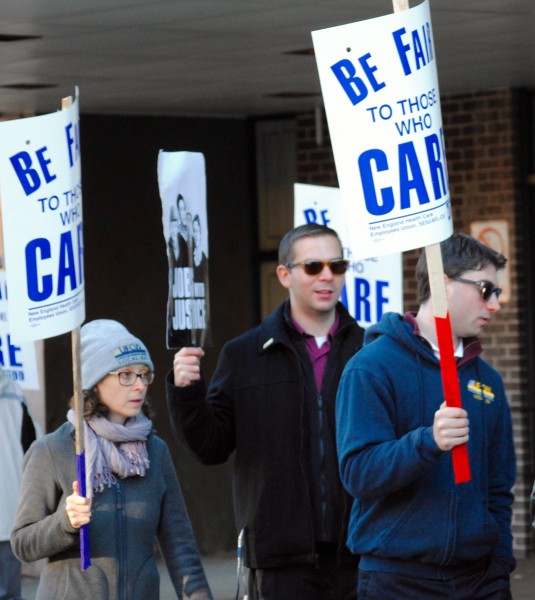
[317, 393, 328, 538]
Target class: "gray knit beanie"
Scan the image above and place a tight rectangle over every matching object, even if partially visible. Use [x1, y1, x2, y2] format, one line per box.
[81, 319, 154, 390]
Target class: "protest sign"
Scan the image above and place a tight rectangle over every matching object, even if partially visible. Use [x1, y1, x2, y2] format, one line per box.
[295, 183, 402, 327]
[0, 93, 84, 342]
[312, 0, 452, 259]
[314, 0, 469, 483]
[1, 91, 89, 568]
[158, 151, 211, 348]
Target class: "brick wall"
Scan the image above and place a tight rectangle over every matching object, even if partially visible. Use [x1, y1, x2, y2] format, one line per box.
[296, 88, 534, 557]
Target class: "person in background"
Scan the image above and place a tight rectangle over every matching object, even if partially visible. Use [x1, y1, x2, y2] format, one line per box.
[11, 319, 213, 600]
[168, 207, 189, 270]
[167, 223, 364, 599]
[0, 368, 37, 600]
[167, 206, 191, 346]
[336, 233, 516, 600]
[190, 213, 211, 348]
[176, 194, 191, 248]
[191, 214, 208, 283]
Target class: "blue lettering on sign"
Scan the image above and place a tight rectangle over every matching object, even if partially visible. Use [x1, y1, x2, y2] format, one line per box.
[330, 53, 385, 106]
[358, 130, 448, 217]
[57, 231, 77, 295]
[303, 208, 331, 226]
[65, 120, 81, 167]
[375, 280, 389, 321]
[0, 278, 7, 301]
[425, 132, 447, 199]
[340, 284, 348, 310]
[392, 23, 434, 76]
[25, 226, 84, 302]
[26, 239, 53, 301]
[354, 278, 390, 324]
[0, 335, 22, 367]
[355, 278, 372, 321]
[359, 149, 395, 216]
[9, 147, 57, 196]
[399, 141, 429, 209]
[341, 278, 391, 325]
[77, 221, 84, 285]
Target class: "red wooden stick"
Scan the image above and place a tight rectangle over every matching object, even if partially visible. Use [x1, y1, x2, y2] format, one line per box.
[434, 313, 471, 483]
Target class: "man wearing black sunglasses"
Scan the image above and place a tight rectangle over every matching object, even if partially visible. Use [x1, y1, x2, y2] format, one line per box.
[336, 232, 516, 599]
[166, 223, 364, 599]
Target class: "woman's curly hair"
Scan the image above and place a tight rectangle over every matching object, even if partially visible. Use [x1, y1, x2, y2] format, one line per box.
[70, 387, 154, 420]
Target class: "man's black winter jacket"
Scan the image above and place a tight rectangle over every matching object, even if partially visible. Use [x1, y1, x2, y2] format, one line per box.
[166, 301, 364, 569]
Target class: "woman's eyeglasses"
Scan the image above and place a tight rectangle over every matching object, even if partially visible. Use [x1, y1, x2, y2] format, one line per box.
[453, 277, 502, 301]
[108, 371, 155, 386]
[285, 259, 350, 276]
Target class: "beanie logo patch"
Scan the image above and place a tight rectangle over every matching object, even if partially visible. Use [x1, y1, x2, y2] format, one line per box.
[114, 343, 148, 365]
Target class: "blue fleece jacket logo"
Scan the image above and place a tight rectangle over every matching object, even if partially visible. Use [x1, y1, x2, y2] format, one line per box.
[467, 379, 495, 404]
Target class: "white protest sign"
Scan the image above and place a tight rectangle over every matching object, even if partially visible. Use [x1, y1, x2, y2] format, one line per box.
[0, 271, 39, 388]
[0, 92, 84, 341]
[312, 0, 452, 259]
[158, 150, 211, 349]
[295, 183, 402, 328]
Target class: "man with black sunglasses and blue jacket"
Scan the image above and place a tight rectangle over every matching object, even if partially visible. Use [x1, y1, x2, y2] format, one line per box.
[336, 232, 516, 600]
[166, 224, 364, 599]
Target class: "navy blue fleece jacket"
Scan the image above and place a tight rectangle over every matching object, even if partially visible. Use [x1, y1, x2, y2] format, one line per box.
[336, 312, 515, 573]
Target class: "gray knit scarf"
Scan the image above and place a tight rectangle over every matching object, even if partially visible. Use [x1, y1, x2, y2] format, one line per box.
[67, 409, 152, 499]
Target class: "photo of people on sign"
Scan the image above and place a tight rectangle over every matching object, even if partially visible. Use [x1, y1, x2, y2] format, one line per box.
[158, 151, 211, 349]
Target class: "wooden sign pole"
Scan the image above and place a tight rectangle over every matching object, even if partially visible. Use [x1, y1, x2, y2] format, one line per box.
[61, 95, 91, 568]
[391, 1, 470, 483]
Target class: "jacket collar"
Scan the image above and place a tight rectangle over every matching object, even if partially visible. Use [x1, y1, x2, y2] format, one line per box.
[258, 300, 357, 353]
[404, 311, 483, 365]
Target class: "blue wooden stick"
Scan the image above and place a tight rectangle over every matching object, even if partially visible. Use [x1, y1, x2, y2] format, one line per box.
[76, 451, 91, 570]
[70, 323, 91, 571]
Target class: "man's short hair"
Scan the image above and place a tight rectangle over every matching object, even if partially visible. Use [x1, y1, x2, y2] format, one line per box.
[416, 232, 507, 303]
[278, 224, 343, 265]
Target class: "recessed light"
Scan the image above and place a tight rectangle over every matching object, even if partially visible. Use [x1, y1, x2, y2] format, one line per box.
[0, 34, 41, 42]
[264, 91, 321, 99]
[283, 48, 315, 56]
[0, 83, 57, 90]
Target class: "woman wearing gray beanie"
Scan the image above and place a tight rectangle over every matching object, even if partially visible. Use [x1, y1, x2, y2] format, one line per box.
[11, 319, 213, 600]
